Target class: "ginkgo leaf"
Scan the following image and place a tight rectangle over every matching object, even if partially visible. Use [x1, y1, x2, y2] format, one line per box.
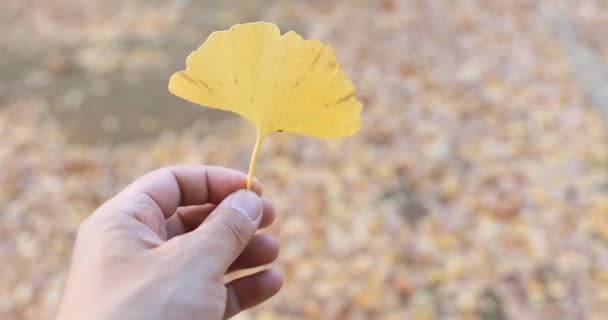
[169, 21, 362, 189]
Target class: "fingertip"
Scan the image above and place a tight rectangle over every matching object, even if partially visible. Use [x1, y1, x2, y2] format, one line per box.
[260, 198, 276, 228]
[251, 177, 263, 196]
[266, 268, 284, 292]
[260, 268, 283, 303]
[260, 234, 280, 261]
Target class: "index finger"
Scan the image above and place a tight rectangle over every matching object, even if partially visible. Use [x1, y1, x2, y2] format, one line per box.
[116, 165, 262, 219]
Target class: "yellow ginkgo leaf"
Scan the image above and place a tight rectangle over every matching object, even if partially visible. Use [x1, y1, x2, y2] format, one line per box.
[169, 21, 362, 189]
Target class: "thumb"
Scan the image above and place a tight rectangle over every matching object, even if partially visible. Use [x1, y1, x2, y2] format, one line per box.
[192, 189, 263, 274]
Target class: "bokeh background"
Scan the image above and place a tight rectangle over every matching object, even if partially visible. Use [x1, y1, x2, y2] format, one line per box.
[2, 0, 608, 319]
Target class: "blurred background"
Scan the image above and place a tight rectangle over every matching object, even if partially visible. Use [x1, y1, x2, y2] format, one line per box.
[1, 0, 608, 319]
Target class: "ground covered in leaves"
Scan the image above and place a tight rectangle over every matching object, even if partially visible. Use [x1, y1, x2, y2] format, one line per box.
[2, 1, 608, 319]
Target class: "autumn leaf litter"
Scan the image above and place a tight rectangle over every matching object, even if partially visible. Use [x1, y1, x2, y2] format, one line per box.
[2, 0, 608, 319]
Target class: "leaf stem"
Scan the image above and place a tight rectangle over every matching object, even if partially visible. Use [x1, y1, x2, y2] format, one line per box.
[246, 131, 264, 190]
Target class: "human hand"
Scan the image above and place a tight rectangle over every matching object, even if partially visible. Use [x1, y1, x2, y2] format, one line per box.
[55, 166, 282, 320]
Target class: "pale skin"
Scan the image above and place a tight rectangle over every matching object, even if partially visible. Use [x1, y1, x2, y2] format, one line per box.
[55, 166, 282, 320]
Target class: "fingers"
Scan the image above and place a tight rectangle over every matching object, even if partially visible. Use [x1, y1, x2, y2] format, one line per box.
[165, 198, 276, 239]
[224, 269, 283, 319]
[189, 190, 263, 274]
[110, 166, 262, 220]
[228, 234, 279, 272]
[165, 204, 216, 238]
